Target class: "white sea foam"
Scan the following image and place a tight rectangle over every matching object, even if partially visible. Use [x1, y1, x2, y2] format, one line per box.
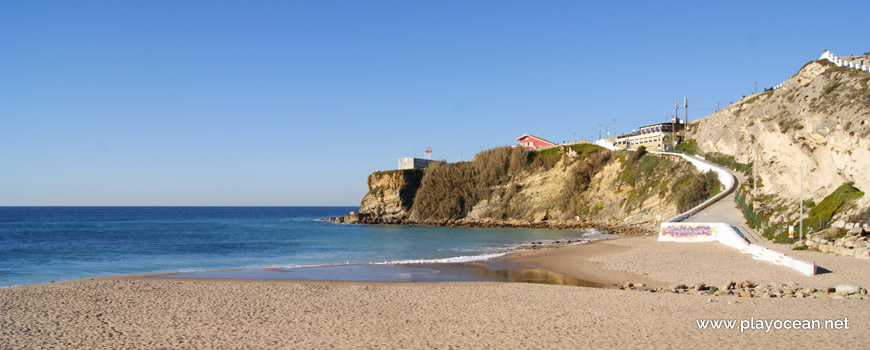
[375, 232, 616, 265]
[372, 252, 510, 265]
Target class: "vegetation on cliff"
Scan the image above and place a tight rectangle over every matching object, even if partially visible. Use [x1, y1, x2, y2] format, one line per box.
[411, 145, 610, 221]
[407, 143, 721, 224]
[674, 139, 753, 177]
[557, 149, 612, 216]
[616, 146, 720, 214]
[803, 183, 864, 232]
[688, 56, 870, 244]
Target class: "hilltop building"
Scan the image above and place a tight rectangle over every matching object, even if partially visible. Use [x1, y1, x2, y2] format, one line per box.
[614, 118, 686, 151]
[515, 134, 556, 149]
[398, 157, 434, 170]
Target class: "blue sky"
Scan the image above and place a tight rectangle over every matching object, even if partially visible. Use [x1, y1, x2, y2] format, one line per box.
[1, 1, 866, 206]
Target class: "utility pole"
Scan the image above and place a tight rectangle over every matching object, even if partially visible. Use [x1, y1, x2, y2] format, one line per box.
[684, 97, 689, 126]
[800, 164, 804, 241]
[787, 164, 805, 241]
[717, 101, 720, 112]
[611, 118, 616, 143]
[753, 142, 758, 198]
[598, 124, 602, 140]
[672, 101, 678, 149]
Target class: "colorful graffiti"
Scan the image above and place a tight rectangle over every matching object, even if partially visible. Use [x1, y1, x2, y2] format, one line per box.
[660, 224, 715, 239]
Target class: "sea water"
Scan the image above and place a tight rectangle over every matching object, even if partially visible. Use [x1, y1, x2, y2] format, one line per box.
[0, 207, 607, 287]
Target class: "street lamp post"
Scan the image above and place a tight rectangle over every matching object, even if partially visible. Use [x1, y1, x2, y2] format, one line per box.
[786, 164, 804, 241]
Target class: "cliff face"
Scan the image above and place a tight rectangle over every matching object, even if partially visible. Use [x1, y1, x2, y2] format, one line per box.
[689, 57, 870, 220]
[462, 155, 696, 226]
[359, 169, 424, 221]
[337, 145, 719, 233]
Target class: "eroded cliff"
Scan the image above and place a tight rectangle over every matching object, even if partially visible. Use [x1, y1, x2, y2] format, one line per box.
[687, 56, 869, 227]
[334, 145, 720, 234]
[331, 169, 423, 224]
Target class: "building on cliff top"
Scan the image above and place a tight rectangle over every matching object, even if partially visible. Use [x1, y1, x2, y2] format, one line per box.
[398, 157, 434, 170]
[514, 134, 556, 149]
[614, 117, 686, 151]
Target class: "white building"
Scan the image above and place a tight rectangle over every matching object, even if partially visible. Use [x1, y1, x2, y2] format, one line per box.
[398, 157, 434, 170]
[614, 118, 686, 151]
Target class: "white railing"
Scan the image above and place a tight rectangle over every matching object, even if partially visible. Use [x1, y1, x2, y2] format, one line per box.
[820, 50, 870, 72]
[769, 50, 869, 91]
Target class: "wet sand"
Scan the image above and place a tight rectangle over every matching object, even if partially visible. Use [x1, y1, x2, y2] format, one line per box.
[2, 236, 869, 349]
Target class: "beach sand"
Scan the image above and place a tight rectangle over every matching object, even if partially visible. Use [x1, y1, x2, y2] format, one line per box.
[510, 236, 870, 289]
[2, 237, 869, 349]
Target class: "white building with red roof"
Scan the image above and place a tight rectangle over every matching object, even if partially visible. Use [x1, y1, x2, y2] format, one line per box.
[515, 134, 556, 149]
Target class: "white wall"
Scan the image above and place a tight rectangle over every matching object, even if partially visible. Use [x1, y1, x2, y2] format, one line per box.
[658, 222, 816, 276]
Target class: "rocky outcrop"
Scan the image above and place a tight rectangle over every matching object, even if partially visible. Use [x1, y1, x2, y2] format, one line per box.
[330, 169, 423, 224]
[689, 57, 870, 222]
[333, 147, 717, 236]
[799, 226, 870, 260]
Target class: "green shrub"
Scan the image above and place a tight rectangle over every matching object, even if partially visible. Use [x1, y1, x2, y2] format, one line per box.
[705, 152, 752, 176]
[674, 139, 700, 155]
[800, 182, 865, 235]
[559, 150, 612, 216]
[628, 146, 647, 164]
[824, 82, 843, 94]
[528, 143, 605, 170]
[672, 170, 721, 212]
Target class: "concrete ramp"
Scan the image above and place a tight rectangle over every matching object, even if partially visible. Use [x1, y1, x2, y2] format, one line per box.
[659, 222, 816, 276]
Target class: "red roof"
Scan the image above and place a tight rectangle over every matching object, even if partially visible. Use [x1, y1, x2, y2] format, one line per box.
[515, 134, 556, 149]
[515, 134, 555, 145]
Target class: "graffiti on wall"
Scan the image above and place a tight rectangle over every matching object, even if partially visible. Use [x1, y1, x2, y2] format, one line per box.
[660, 224, 715, 239]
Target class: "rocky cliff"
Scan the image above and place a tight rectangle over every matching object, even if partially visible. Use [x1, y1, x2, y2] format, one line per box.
[332, 169, 424, 224]
[688, 55, 869, 225]
[334, 145, 721, 234]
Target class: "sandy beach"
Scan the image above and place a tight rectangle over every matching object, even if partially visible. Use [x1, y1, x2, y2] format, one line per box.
[2, 236, 869, 349]
[510, 236, 870, 289]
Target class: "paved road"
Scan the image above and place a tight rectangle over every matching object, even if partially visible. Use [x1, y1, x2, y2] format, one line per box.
[682, 170, 768, 245]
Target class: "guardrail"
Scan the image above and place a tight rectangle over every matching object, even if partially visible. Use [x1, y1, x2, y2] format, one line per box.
[652, 151, 738, 222]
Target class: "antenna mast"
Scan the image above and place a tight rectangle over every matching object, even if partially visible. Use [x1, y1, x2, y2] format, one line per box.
[684, 97, 688, 126]
[424, 146, 432, 160]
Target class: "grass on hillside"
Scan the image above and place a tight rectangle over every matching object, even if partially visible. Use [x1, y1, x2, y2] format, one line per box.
[618, 146, 721, 213]
[529, 143, 604, 170]
[800, 182, 864, 235]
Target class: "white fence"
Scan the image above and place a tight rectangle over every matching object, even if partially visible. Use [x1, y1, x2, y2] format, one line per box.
[771, 50, 869, 90]
[820, 50, 870, 72]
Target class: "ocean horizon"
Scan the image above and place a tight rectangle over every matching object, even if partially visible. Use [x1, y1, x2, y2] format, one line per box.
[0, 206, 605, 287]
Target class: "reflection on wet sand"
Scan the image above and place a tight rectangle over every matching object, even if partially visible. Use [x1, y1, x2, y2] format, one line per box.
[406, 263, 604, 288]
[164, 261, 602, 288]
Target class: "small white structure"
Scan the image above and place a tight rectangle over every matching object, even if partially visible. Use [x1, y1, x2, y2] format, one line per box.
[820, 50, 870, 72]
[398, 157, 434, 170]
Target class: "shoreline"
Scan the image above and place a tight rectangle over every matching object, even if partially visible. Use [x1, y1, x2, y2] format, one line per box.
[1, 228, 616, 289]
[7, 233, 870, 293]
[501, 236, 667, 288]
[4, 236, 870, 348]
[328, 215, 657, 236]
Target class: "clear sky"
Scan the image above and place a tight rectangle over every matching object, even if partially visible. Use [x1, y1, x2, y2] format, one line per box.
[1, 1, 866, 206]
